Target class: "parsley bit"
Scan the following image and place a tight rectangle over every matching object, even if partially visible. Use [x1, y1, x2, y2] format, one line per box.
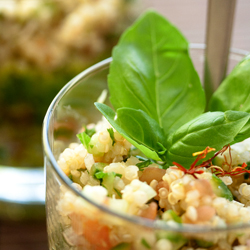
[141, 238, 151, 249]
[107, 128, 115, 146]
[136, 159, 152, 171]
[84, 126, 96, 137]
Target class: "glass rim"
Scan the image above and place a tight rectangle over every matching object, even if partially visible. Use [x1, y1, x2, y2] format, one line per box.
[42, 43, 250, 234]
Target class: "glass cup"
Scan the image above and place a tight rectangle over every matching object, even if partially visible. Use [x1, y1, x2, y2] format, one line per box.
[43, 45, 250, 250]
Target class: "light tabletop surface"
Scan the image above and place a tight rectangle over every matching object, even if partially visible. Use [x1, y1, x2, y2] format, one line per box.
[143, 0, 250, 51]
[1, 1, 250, 249]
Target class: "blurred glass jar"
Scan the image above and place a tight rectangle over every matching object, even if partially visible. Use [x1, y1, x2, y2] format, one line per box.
[0, 0, 138, 167]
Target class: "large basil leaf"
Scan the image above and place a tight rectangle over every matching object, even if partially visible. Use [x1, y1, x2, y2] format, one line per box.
[108, 10, 205, 136]
[209, 55, 250, 112]
[233, 119, 250, 143]
[166, 110, 250, 168]
[115, 107, 166, 152]
[95, 102, 162, 160]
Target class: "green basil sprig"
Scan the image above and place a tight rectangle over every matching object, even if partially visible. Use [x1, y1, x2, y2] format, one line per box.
[209, 55, 250, 113]
[166, 111, 250, 167]
[94, 10, 250, 168]
[108, 10, 205, 137]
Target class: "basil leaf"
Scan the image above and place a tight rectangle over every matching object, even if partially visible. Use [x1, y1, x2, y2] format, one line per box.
[233, 119, 250, 143]
[116, 107, 165, 152]
[209, 55, 250, 112]
[95, 102, 162, 161]
[166, 110, 250, 168]
[108, 10, 205, 136]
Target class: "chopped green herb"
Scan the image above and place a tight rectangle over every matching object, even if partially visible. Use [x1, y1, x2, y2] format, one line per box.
[90, 163, 107, 176]
[163, 210, 182, 224]
[94, 171, 123, 196]
[136, 159, 152, 171]
[141, 238, 151, 249]
[111, 242, 131, 250]
[116, 173, 122, 178]
[114, 188, 122, 198]
[101, 172, 116, 196]
[196, 239, 214, 248]
[77, 131, 91, 150]
[156, 231, 187, 247]
[94, 171, 122, 180]
[68, 174, 73, 181]
[246, 162, 250, 169]
[84, 126, 96, 137]
[107, 128, 115, 146]
[95, 171, 106, 179]
[77, 168, 86, 172]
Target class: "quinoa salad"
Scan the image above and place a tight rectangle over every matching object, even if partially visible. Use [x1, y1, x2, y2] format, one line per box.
[49, 10, 250, 250]
[56, 118, 250, 250]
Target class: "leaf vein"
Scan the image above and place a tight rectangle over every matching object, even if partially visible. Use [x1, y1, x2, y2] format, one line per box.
[129, 60, 155, 108]
[161, 84, 188, 119]
[150, 16, 161, 127]
[171, 115, 246, 147]
[122, 75, 152, 114]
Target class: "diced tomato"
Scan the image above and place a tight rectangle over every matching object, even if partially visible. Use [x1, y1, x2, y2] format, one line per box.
[82, 218, 112, 250]
[70, 213, 112, 250]
[139, 202, 158, 220]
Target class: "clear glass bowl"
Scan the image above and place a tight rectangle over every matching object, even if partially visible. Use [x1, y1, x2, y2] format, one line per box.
[43, 45, 250, 250]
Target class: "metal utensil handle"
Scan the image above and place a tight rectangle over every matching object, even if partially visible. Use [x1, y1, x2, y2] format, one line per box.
[204, 0, 236, 103]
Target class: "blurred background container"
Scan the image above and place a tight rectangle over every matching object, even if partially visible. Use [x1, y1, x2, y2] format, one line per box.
[0, 0, 137, 167]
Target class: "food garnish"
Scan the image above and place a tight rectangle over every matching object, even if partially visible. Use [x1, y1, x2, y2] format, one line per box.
[95, 10, 250, 169]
